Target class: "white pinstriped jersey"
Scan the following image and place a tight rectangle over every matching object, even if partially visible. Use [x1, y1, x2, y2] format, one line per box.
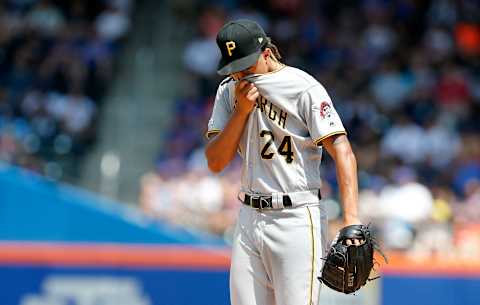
[207, 66, 346, 195]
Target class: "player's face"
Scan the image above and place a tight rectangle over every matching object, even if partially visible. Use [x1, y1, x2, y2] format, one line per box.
[231, 58, 260, 81]
[230, 49, 272, 81]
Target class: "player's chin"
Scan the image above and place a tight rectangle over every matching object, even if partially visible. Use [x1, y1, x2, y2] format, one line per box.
[231, 70, 253, 81]
[231, 72, 244, 81]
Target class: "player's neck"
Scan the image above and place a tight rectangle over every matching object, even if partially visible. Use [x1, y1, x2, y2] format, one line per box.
[262, 59, 284, 74]
[270, 61, 284, 72]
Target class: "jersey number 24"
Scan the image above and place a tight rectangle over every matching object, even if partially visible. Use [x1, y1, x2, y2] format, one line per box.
[260, 130, 294, 163]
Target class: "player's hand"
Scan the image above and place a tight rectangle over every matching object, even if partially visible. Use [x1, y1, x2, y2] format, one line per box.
[235, 80, 258, 115]
[343, 217, 365, 246]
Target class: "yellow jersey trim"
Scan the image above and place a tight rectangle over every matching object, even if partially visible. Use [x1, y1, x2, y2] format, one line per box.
[205, 129, 221, 140]
[313, 131, 347, 146]
[307, 206, 315, 305]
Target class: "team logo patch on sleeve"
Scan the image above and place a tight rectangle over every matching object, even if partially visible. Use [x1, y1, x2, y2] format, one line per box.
[320, 101, 332, 119]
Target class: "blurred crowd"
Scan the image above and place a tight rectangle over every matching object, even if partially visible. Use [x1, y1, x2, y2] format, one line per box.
[0, 0, 132, 180]
[141, 0, 480, 256]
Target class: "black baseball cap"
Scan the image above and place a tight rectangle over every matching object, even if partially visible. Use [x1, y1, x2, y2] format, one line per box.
[216, 19, 268, 76]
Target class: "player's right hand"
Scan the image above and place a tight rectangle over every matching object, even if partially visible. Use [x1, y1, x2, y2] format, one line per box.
[235, 80, 258, 115]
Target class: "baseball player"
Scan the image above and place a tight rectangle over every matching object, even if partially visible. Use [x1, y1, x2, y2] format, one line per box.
[205, 20, 363, 305]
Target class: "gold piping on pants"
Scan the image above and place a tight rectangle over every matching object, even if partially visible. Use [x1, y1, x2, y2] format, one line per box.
[306, 206, 315, 305]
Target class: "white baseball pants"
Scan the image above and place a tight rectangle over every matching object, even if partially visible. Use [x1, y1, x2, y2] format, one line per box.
[230, 203, 328, 305]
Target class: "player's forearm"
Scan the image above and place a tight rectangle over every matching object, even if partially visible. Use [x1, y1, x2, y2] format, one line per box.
[335, 146, 359, 224]
[323, 135, 360, 224]
[205, 109, 250, 173]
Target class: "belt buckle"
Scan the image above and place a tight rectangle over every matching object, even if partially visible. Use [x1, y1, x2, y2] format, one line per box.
[249, 195, 260, 208]
[247, 194, 272, 209]
[259, 197, 271, 209]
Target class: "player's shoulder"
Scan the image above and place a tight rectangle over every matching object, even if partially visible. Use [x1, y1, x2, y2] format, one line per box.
[215, 77, 234, 99]
[215, 77, 235, 103]
[283, 66, 320, 88]
[284, 66, 331, 98]
[217, 77, 235, 91]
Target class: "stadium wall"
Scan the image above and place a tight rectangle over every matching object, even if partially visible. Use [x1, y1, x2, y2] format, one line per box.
[0, 164, 230, 305]
[381, 254, 480, 305]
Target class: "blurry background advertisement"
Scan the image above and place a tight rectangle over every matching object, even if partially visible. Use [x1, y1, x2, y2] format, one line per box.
[0, 0, 479, 305]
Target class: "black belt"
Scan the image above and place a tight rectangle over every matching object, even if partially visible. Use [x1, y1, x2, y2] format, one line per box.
[242, 190, 321, 209]
[243, 194, 291, 209]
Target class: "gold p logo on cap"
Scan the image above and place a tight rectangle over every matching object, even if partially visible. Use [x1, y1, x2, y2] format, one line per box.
[226, 41, 236, 56]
